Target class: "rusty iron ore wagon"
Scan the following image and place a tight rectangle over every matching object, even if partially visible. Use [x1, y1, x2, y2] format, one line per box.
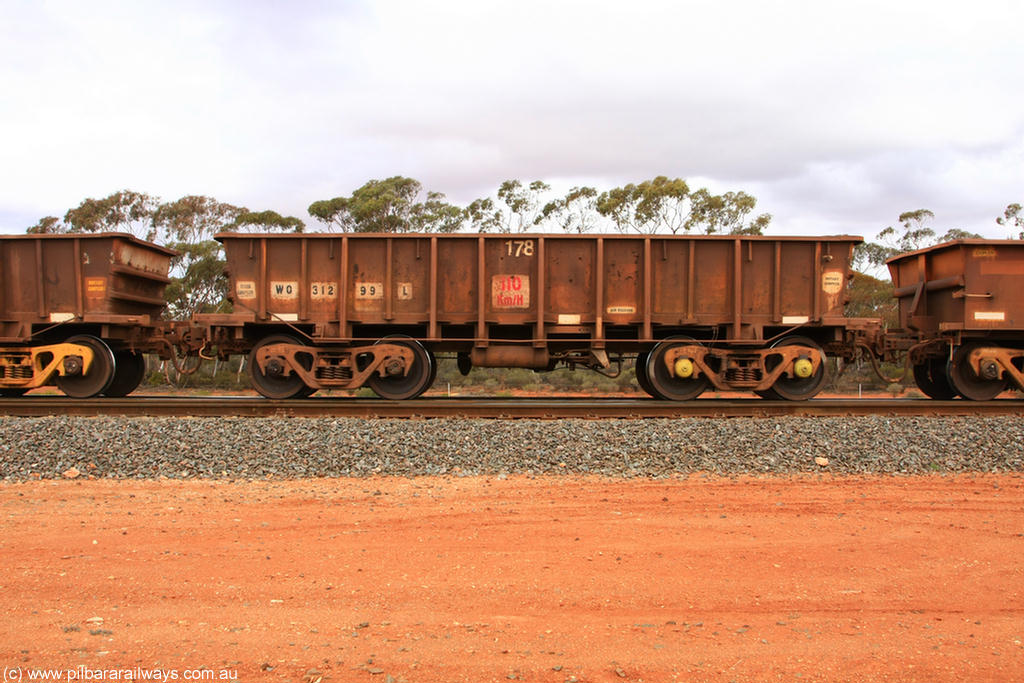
[0, 233, 177, 397]
[5, 230, 1023, 402]
[888, 239, 1024, 400]
[198, 232, 871, 400]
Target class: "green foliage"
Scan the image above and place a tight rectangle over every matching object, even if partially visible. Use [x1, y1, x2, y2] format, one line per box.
[63, 190, 159, 240]
[859, 209, 936, 268]
[845, 271, 897, 328]
[851, 242, 894, 272]
[308, 176, 463, 233]
[856, 210, 983, 271]
[152, 195, 243, 244]
[307, 196, 353, 231]
[151, 196, 244, 319]
[26, 216, 64, 234]
[464, 197, 502, 232]
[935, 228, 982, 242]
[596, 177, 770, 235]
[687, 188, 771, 235]
[226, 209, 304, 233]
[997, 202, 1023, 239]
[311, 175, 770, 236]
[596, 176, 690, 234]
[409, 191, 465, 233]
[162, 240, 230, 319]
[494, 179, 551, 233]
[540, 186, 599, 233]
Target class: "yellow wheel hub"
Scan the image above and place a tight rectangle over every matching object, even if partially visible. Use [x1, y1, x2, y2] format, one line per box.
[793, 357, 814, 379]
[674, 357, 695, 379]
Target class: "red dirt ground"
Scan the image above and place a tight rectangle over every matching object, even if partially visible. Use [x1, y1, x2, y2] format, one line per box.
[2, 475, 1023, 682]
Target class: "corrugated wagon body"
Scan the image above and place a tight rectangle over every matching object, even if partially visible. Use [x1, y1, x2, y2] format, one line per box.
[0, 233, 177, 398]
[887, 239, 1024, 400]
[210, 232, 863, 401]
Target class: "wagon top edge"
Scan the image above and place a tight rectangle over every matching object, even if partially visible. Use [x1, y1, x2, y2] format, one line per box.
[0, 232, 180, 256]
[214, 231, 864, 244]
[885, 238, 1024, 265]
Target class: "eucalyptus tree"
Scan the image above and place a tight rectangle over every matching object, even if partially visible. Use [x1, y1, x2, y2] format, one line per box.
[152, 196, 244, 318]
[493, 180, 551, 233]
[39, 190, 160, 240]
[308, 176, 463, 233]
[997, 203, 1023, 238]
[539, 186, 601, 233]
[596, 177, 770, 235]
[226, 209, 305, 233]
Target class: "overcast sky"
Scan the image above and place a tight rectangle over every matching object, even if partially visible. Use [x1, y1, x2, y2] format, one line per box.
[1, 0, 1021, 240]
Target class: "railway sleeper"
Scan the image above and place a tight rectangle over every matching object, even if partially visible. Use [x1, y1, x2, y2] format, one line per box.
[662, 344, 824, 393]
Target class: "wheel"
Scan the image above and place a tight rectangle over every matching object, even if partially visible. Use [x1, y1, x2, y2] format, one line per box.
[761, 336, 828, 401]
[645, 337, 709, 401]
[248, 334, 311, 400]
[912, 355, 958, 400]
[55, 335, 116, 398]
[947, 343, 1006, 401]
[634, 352, 658, 398]
[104, 351, 146, 397]
[367, 337, 435, 400]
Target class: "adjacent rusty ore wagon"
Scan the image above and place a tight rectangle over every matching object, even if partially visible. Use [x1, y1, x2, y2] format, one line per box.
[0, 233, 177, 397]
[888, 239, 1024, 400]
[201, 232, 867, 400]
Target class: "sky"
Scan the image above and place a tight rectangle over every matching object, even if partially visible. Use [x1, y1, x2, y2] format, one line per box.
[1, 0, 1022, 241]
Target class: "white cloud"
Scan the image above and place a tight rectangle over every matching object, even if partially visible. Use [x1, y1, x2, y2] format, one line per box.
[1, 0, 1021, 238]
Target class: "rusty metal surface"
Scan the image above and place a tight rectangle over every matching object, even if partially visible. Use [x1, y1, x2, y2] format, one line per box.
[1, 395, 1021, 418]
[216, 233, 862, 349]
[0, 234, 177, 342]
[887, 239, 1024, 335]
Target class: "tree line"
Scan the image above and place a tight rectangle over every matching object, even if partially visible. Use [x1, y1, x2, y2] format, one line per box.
[311, 176, 773, 235]
[28, 176, 772, 238]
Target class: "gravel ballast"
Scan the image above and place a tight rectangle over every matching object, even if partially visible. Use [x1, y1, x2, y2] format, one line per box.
[1, 416, 1023, 480]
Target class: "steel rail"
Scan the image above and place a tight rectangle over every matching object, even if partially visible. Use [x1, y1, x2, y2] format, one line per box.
[0, 396, 1022, 418]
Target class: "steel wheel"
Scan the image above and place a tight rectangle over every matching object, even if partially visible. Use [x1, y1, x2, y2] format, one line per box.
[104, 351, 146, 397]
[56, 335, 116, 398]
[947, 343, 1006, 401]
[368, 337, 435, 400]
[645, 337, 709, 401]
[248, 334, 311, 400]
[762, 336, 828, 401]
[912, 356, 958, 400]
[634, 352, 658, 398]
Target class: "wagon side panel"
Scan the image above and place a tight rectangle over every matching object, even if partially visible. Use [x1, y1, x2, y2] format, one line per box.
[960, 242, 1024, 331]
[435, 237, 478, 325]
[545, 237, 596, 326]
[602, 238, 643, 329]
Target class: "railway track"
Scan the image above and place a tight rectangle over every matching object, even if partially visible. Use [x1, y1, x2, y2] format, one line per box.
[0, 396, 1022, 418]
